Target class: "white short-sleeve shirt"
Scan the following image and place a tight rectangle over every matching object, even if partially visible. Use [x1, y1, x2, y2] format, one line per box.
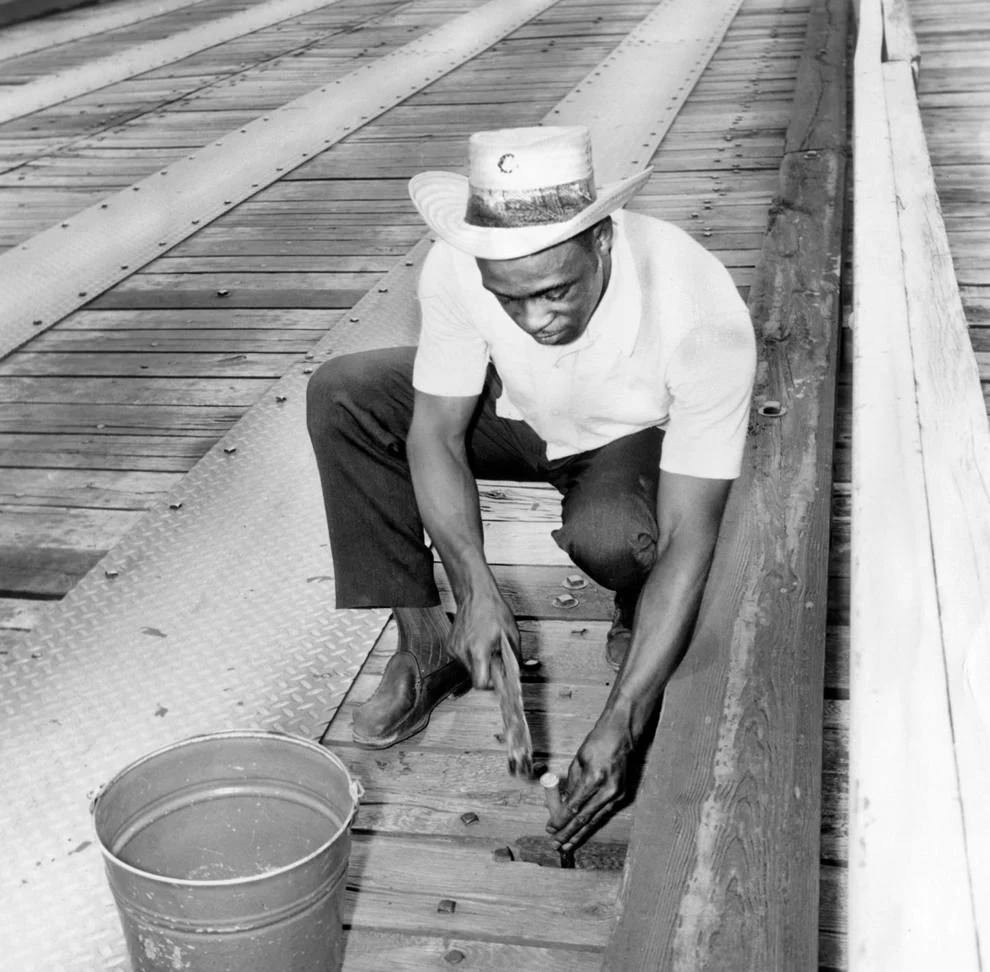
[413, 210, 756, 480]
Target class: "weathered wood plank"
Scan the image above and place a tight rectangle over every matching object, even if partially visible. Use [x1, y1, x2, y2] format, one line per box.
[885, 52, 990, 958]
[339, 930, 604, 972]
[848, 2, 981, 967]
[0, 468, 183, 508]
[881, 0, 921, 84]
[0, 376, 273, 406]
[604, 0, 846, 967]
[0, 351, 303, 377]
[344, 834, 619, 948]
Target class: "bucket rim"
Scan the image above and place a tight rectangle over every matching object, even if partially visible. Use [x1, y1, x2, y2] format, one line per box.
[91, 729, 361, 888]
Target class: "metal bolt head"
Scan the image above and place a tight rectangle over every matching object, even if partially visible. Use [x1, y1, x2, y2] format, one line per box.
[437, 898, 457, 914]
[459, 811, 479, 826]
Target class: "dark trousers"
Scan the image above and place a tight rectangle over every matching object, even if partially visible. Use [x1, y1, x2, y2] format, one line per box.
[305, 346, 663, 609]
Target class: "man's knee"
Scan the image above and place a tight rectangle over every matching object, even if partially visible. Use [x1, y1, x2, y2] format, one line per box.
[306, 348, 412, 443]
[307, 353, 370, 431]
[553, 493, 657, 592]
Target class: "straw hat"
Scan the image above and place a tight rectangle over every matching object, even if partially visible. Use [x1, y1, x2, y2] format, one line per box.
[408, 126, 651, 260]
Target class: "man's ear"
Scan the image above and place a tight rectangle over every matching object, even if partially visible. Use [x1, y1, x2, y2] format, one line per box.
[594, 216, 614, 256]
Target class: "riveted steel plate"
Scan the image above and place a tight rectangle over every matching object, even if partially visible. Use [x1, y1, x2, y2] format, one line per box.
[0, 0, 351, 123]
[0, 0, 205, 62]
[0, 0, 561, 361]
[551, 0, 746, 181]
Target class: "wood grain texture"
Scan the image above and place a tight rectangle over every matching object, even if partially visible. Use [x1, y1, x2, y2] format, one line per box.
[848, 2, 981, 967]
[603, 0, 846, 967]
[885, 54, 990, 960]
[880, 0, 920, 84]
[339, 930, 604, 972]
[343, 833, 619, 948]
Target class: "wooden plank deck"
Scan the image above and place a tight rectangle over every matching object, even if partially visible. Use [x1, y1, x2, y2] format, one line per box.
[0, 0, 932, 964]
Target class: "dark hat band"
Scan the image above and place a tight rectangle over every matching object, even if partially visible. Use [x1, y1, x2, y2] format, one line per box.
[464, 179, 596, 228]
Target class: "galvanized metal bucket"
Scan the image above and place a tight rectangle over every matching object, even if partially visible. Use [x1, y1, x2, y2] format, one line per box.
[92, 731, 361, 971]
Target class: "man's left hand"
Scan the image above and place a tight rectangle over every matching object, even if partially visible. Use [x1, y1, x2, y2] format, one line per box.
[546, 713, 635, 852]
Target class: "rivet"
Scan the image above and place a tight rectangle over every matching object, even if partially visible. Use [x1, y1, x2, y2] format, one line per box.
[104, 569, 119, 579]
[223, 446, 237, 455]
[563, 574, 587, 590]
[552, 593, 579, 609]
[275, 394, 288, 403]
[216, 289, 230, 297]
[437, 899, 457, 914]
[459, 811, 479, 825]
[169, 501, 183, 510]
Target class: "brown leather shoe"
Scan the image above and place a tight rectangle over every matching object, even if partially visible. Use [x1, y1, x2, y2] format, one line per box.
[352, 651, 470, 749]
[604, 589, 638, 671]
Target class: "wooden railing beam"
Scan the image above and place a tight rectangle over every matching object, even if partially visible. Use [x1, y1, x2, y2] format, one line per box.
[601, 0, 848, 967]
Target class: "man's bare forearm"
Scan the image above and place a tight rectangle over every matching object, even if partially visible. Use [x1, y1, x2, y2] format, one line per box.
[407, 426, 497, 602]
[600, 527, 718, 740]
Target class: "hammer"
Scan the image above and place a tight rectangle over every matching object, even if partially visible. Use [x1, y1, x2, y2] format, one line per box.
[490, 634, 533, 777]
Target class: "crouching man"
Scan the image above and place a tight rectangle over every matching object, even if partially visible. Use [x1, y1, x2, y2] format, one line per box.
[307, 125, 755, 853]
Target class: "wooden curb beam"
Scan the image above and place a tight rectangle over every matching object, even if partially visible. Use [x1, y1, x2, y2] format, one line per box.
[850, 0, 990, 966]
[880, 0, 920, 87]
[602, 0, 847, 967]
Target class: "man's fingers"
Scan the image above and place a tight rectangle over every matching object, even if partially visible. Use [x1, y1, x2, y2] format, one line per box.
[553, 794, 618, 851]
[549, 776, 616, 846]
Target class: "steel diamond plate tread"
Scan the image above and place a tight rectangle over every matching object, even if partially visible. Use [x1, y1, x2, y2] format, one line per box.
[0, 248, 426, 971]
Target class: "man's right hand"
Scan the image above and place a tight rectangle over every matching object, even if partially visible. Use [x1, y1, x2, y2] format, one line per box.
[449, 587, 519, 689]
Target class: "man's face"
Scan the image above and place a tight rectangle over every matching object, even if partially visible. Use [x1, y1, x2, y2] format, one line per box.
[476, 222, 613, 347]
